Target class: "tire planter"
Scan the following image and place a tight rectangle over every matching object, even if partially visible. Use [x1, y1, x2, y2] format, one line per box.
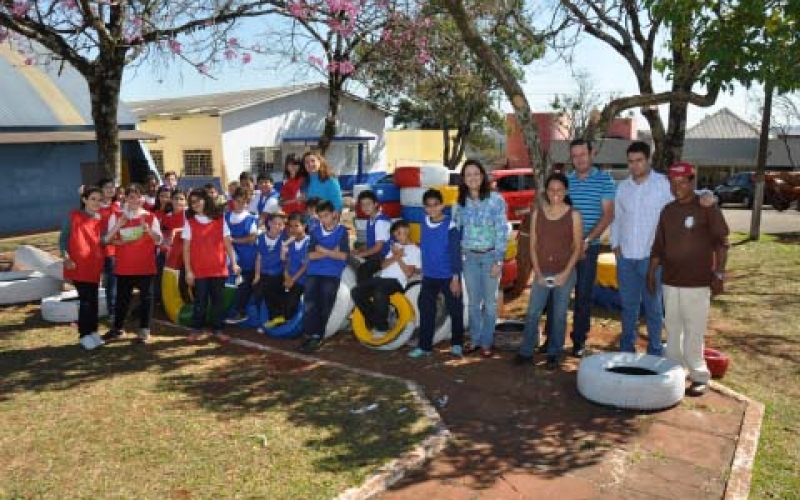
[704, 348, 730, 379]
[41, 288, 109, 322]
[324, 280, 354, 338]
[351, 292, 415, 348]
[408, 223, 422, 245]
[577, 352, 685, 410]
[504, 238, 518, 260]
[161, 267, 235, 326]
[403, 280, 453, 347]
[355, 201, 401, 219]
[394, 165, 450, 188]
[400, 205, 451, 224]
[13, 245, 63, 279]
[0, 270, 63, 305]
[500, 258, 517, 289]
[263, 302, 304, 338]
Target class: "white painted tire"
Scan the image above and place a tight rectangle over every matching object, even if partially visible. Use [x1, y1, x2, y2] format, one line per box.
[577, 353, 686, 410]
[341, 264, 357, 290]
[14, 245, 63, 279]
[400, 187, 427, 207]
[0, 271, 63, 305]
[324, 280, 354, 338]
[403, 279, 456, 347]
[41, 289, 109, 322]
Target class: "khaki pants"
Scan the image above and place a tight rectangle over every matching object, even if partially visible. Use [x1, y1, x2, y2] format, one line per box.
[663, 285, 711, 384]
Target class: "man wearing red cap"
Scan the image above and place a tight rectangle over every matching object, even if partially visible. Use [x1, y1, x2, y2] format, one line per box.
[647, 162, 729, 396]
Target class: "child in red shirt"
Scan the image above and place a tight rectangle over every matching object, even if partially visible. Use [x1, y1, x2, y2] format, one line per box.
[60, 186, 107, 350]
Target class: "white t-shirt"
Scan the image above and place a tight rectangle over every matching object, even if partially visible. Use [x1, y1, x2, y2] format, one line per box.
[182, 215, 231, 240]
[380, 243, 421, 288]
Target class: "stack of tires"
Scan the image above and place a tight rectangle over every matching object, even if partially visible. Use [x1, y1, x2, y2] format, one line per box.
[353, 181, 401, 244]
[2, 245, 63, 307]
[500, 229, 519, 290]
[394, 164, 456, 244]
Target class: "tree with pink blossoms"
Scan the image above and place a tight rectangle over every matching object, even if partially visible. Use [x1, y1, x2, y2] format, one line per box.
[266, 0, 416, 154]
[0, 0, 277, 180]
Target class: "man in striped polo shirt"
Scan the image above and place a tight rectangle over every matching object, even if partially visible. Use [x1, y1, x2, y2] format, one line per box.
[564, 139, 616, 357]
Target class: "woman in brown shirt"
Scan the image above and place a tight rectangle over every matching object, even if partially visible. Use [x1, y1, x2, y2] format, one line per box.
[515, 173, 583, 370]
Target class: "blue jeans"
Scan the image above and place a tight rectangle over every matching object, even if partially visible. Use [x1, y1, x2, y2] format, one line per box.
[617, 256, 664, 355]
[520, 270, 577, 357]
[303, 275, 340, 339]
[418, 277, 464, 351]
[192, 277, 226, 333]
[462, 251, 500, 349]
[570, 244, 600, 348]
[103, 256, 116, 314]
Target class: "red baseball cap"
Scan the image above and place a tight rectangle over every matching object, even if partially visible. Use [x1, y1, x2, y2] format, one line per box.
[668, 162, 695, 178]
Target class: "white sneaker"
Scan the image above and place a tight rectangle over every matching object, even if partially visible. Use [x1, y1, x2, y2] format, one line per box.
[79, 335, 100, 350]
[136, 328, 150, 344]
[90, 332, 106, 347]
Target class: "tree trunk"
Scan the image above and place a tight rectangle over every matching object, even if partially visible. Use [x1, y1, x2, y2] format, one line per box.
[442, 121, 452, 168]
[661, 98, 689, 172]
[449, 124, 470, 169]
[88, 63, 124, 182]
[318, 75, 341, 155]
[641, 106, 666, 171]
[750, 81, 774, 241]
[441, 0, 545, 189]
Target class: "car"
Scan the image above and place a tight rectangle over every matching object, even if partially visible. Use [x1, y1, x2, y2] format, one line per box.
[490, 168, 536, 223]
[714, 172, 755, 207]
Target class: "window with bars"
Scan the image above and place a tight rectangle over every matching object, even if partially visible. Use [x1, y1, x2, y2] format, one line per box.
[183, 149, 213, 176]
[247, 147, 281, 177]
[150, 150, 165, 175]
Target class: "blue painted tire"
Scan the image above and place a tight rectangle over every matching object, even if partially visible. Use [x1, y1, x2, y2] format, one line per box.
[263, 300, 304, 338]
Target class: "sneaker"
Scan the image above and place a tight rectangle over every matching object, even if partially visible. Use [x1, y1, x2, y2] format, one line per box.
[225, 312, 248, 325]
[546, 355, 560, 370]
[513, 353, 534, 365]
[134, 328, 150, 344]
[89, 332, 106, 348]
[263, 316, 286, 329]
[79, 335, 100, 350]
[686, 382, 707, 397]
[451, 345, 464, 357]
[102, 329, 124, 342]
[571, 344, 585, 358]
[408, 347, 431, 359]
[299, 336, 322, 353]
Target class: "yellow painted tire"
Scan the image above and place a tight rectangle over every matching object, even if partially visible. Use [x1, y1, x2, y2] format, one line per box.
[504, 237, 518, 260]
[435, 185, 459, 206]
[351, 292, 415, 347]
[408, 223, 422, 244]
[596, 252, 619, 289]
[161, 267, 185, 324]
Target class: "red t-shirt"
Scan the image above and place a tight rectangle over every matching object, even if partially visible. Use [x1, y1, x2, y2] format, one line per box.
[64, 210, 105, 283]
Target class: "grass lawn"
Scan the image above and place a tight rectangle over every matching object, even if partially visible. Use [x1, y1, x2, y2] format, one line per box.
[710, 233, 800, 500]
[0, 305, 431, 500]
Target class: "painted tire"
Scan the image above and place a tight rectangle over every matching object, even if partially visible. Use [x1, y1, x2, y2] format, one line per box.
[394, 164, 449, 188]
[505, 238, 518, 261]
[0, 270, 62, 305]
[500, 259, 518, 289]
[41, 288, 109, 322]
[161, 267, 236, 326]
[400, 205, 451, 224]
[596, 252, 618, 289]
[403, 281, 452, 347]
[341, 264, 357, 290]
[399, 186, 458, 207]
[351, 292, 415, 348]
[14, 245, 63, 280]
[577, 353, 685, 410]
[355, 201, 401, 219]
[324, 280, 354, 338]
[408, 223, 421, 244]
[263, 301, 304, 338]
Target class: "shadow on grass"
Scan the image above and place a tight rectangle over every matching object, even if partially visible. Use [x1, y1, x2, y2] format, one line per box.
[157, 347, 431, 475]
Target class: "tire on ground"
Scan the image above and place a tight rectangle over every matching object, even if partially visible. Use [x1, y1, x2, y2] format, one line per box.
[0, 271, 63, 305]
[41, 288, 109, 322]
[577, 352, 685, 410]
[324, 280, 354, 338]
[351, 292, 415, 349]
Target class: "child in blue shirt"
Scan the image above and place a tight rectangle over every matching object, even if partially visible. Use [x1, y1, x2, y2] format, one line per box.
[352, 190, 391, 283]
[298, 200, 349, 353]
[225, 187, 258, 324]
[410, 189, 465, 358]
[253, 212, 288, 327]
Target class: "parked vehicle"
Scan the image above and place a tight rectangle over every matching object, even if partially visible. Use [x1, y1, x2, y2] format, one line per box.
[714, 172, 757, 208]
[490, 169, 536, 223]
[714, 171, 798, 210]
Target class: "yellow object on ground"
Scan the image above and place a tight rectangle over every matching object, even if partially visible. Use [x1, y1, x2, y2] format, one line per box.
[596, 252, 618, 289]
[161, 267, 184, 324]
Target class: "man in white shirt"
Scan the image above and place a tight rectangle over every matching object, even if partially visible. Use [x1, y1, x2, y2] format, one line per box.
[350, 220, 421, 335]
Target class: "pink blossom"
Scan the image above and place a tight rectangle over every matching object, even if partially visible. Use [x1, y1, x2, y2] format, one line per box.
[224, 48, 238, 61]
[12, 1, 31, 17]
[327, 61, 339, 73]
[242, 53, 252, 65]
[196, 64, 209, 75]
[288, 0, 309, 19]
[308, 55, 325, 67]
[168, 39, 182, 55]
[227, 37, 239, 48]
[338, 60, 355, 75]
[24, 57, 35, 65]
[417, 50, 430, 65]
[60, 0, 78, 9]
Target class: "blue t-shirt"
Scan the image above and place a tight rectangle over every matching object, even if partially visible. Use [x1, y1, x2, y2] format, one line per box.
[306, 223, 349, 277]
[567, 166, 616, 244]
[256, 232, 286, 276]
[419, 215, 462, 279]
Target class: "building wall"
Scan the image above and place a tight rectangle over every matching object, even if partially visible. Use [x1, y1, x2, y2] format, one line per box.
[136, 115, 224, 182]
[506, 113, 572, 169]
[385, 129, 463, 171]
[220, 87, 387, 188]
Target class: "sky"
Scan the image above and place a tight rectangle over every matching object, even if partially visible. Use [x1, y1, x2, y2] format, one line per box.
[120, 19, 761, 131]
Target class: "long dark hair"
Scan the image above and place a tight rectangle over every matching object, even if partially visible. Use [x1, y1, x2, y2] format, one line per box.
[186, 187, 224, 219]
[80, 186, 103, 210]
[153, 185, 174, 213]
[284, 153, 309, 184]
[543, 172, 572, 206]
[457, 159, 491, 206]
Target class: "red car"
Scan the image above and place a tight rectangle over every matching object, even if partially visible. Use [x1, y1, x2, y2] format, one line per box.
[490, 169, 535, 224]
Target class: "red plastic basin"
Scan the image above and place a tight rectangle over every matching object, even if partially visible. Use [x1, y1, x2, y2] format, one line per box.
[704, 347, 730, 379]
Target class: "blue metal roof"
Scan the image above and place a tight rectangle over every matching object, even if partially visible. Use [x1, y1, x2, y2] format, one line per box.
[0, 44, 137, 129]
